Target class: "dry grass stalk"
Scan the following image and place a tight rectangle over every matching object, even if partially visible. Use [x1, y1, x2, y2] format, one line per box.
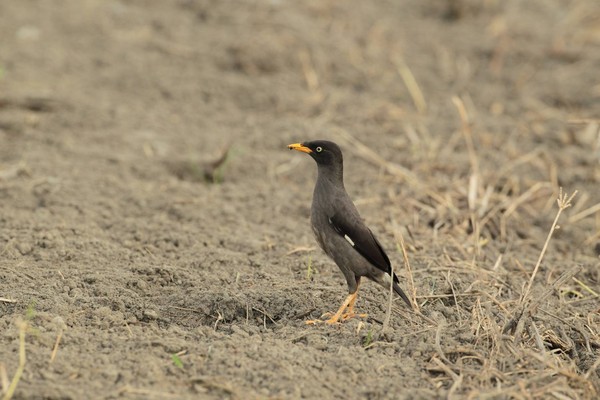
[451, 96, 478, 177]
[446, 272, 462, 323]
[394, 57, 427, 114]
[447, 371, 464, 399]
[522, 188, 578, 302]
[284, 246, 315, 256]
[391, 220, 419, 312]
[568, 201, 600, 223]
[3, 321, 26, 400]
[49, 330, 63, 364]
[503, 182, 553, 220]
[298, 49, 323, 101]
[382, 252, 394, 332]
[582, 229, 600, 248]
[583, 357, 600, 380]
[452, 95, 482, 256]
[572, 277, 599, 297]
[383, 219, 415, 332]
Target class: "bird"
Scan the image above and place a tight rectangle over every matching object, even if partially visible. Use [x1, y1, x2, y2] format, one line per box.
[288, 140, 413, 324]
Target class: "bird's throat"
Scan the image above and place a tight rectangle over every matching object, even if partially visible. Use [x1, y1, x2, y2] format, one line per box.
[316, 164, 344, 189]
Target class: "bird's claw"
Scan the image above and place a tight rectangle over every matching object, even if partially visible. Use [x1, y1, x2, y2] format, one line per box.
[341, 312, 368, 321]
[305, 312, 367, 325]
[305, 312, 334, 325]
[305, 316, 341, 325]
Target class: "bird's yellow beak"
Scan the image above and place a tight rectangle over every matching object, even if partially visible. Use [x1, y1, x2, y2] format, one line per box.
[287, 143, 312, 153]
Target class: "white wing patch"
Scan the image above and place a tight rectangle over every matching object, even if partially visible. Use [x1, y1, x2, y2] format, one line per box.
[344, 234, 355, 246]
[328, 217, 354, 246]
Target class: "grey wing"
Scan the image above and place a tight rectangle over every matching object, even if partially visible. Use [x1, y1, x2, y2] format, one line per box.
[328, 212, 396, 280]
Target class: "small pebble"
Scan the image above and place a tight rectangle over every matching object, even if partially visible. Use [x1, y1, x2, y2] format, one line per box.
[231, 325, 249, 337]
[16, 242, 33, 255]
[305, 334, 328, 350]
[143, 309, 159, 320]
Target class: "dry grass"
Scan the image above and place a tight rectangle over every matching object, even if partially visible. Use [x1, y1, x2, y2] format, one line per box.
[1, 321, 27, 400]
[334, 123, 600, 398]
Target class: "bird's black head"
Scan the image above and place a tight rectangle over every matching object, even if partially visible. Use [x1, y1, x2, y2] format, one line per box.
[287, 140, 343, 168]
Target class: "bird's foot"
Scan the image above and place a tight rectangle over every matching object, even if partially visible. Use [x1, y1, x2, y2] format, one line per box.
[305, 313, 366, 325]
[305, 312, 336, 325]
[340, 311, 367, 322]
[305, 318, 325, 325]
[339, 303, 366, 322]
[322, 312, 366, 324]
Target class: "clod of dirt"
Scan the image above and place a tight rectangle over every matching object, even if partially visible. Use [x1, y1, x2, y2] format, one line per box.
[0, 162, 30, 181]
[0, 96, 61, 112]
[165, 143, 231, 183]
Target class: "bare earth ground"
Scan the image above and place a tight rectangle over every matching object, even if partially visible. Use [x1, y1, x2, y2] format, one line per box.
[1, 0, 600, 399]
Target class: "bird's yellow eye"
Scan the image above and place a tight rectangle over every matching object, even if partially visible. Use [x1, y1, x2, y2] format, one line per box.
[316, 146, 323, 153]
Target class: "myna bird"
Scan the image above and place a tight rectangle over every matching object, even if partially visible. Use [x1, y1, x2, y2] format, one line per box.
[288, 140, 413, 324]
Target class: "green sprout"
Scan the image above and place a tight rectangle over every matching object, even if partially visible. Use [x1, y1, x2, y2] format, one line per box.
[306, 255, 316, 280]
[171, 353, 184, 369]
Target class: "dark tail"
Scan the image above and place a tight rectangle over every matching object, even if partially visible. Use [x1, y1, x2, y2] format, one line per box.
[393, 280, 413, 310]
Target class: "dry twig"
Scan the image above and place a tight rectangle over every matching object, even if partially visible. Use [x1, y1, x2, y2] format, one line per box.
[3, 321, 27, 400]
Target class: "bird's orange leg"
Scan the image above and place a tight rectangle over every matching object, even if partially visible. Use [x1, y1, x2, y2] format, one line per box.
[306, 280, 367, 325]
[324, 292, 357, 324]
[306, 293, 354, 325]
[340, 280, 367, 321]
